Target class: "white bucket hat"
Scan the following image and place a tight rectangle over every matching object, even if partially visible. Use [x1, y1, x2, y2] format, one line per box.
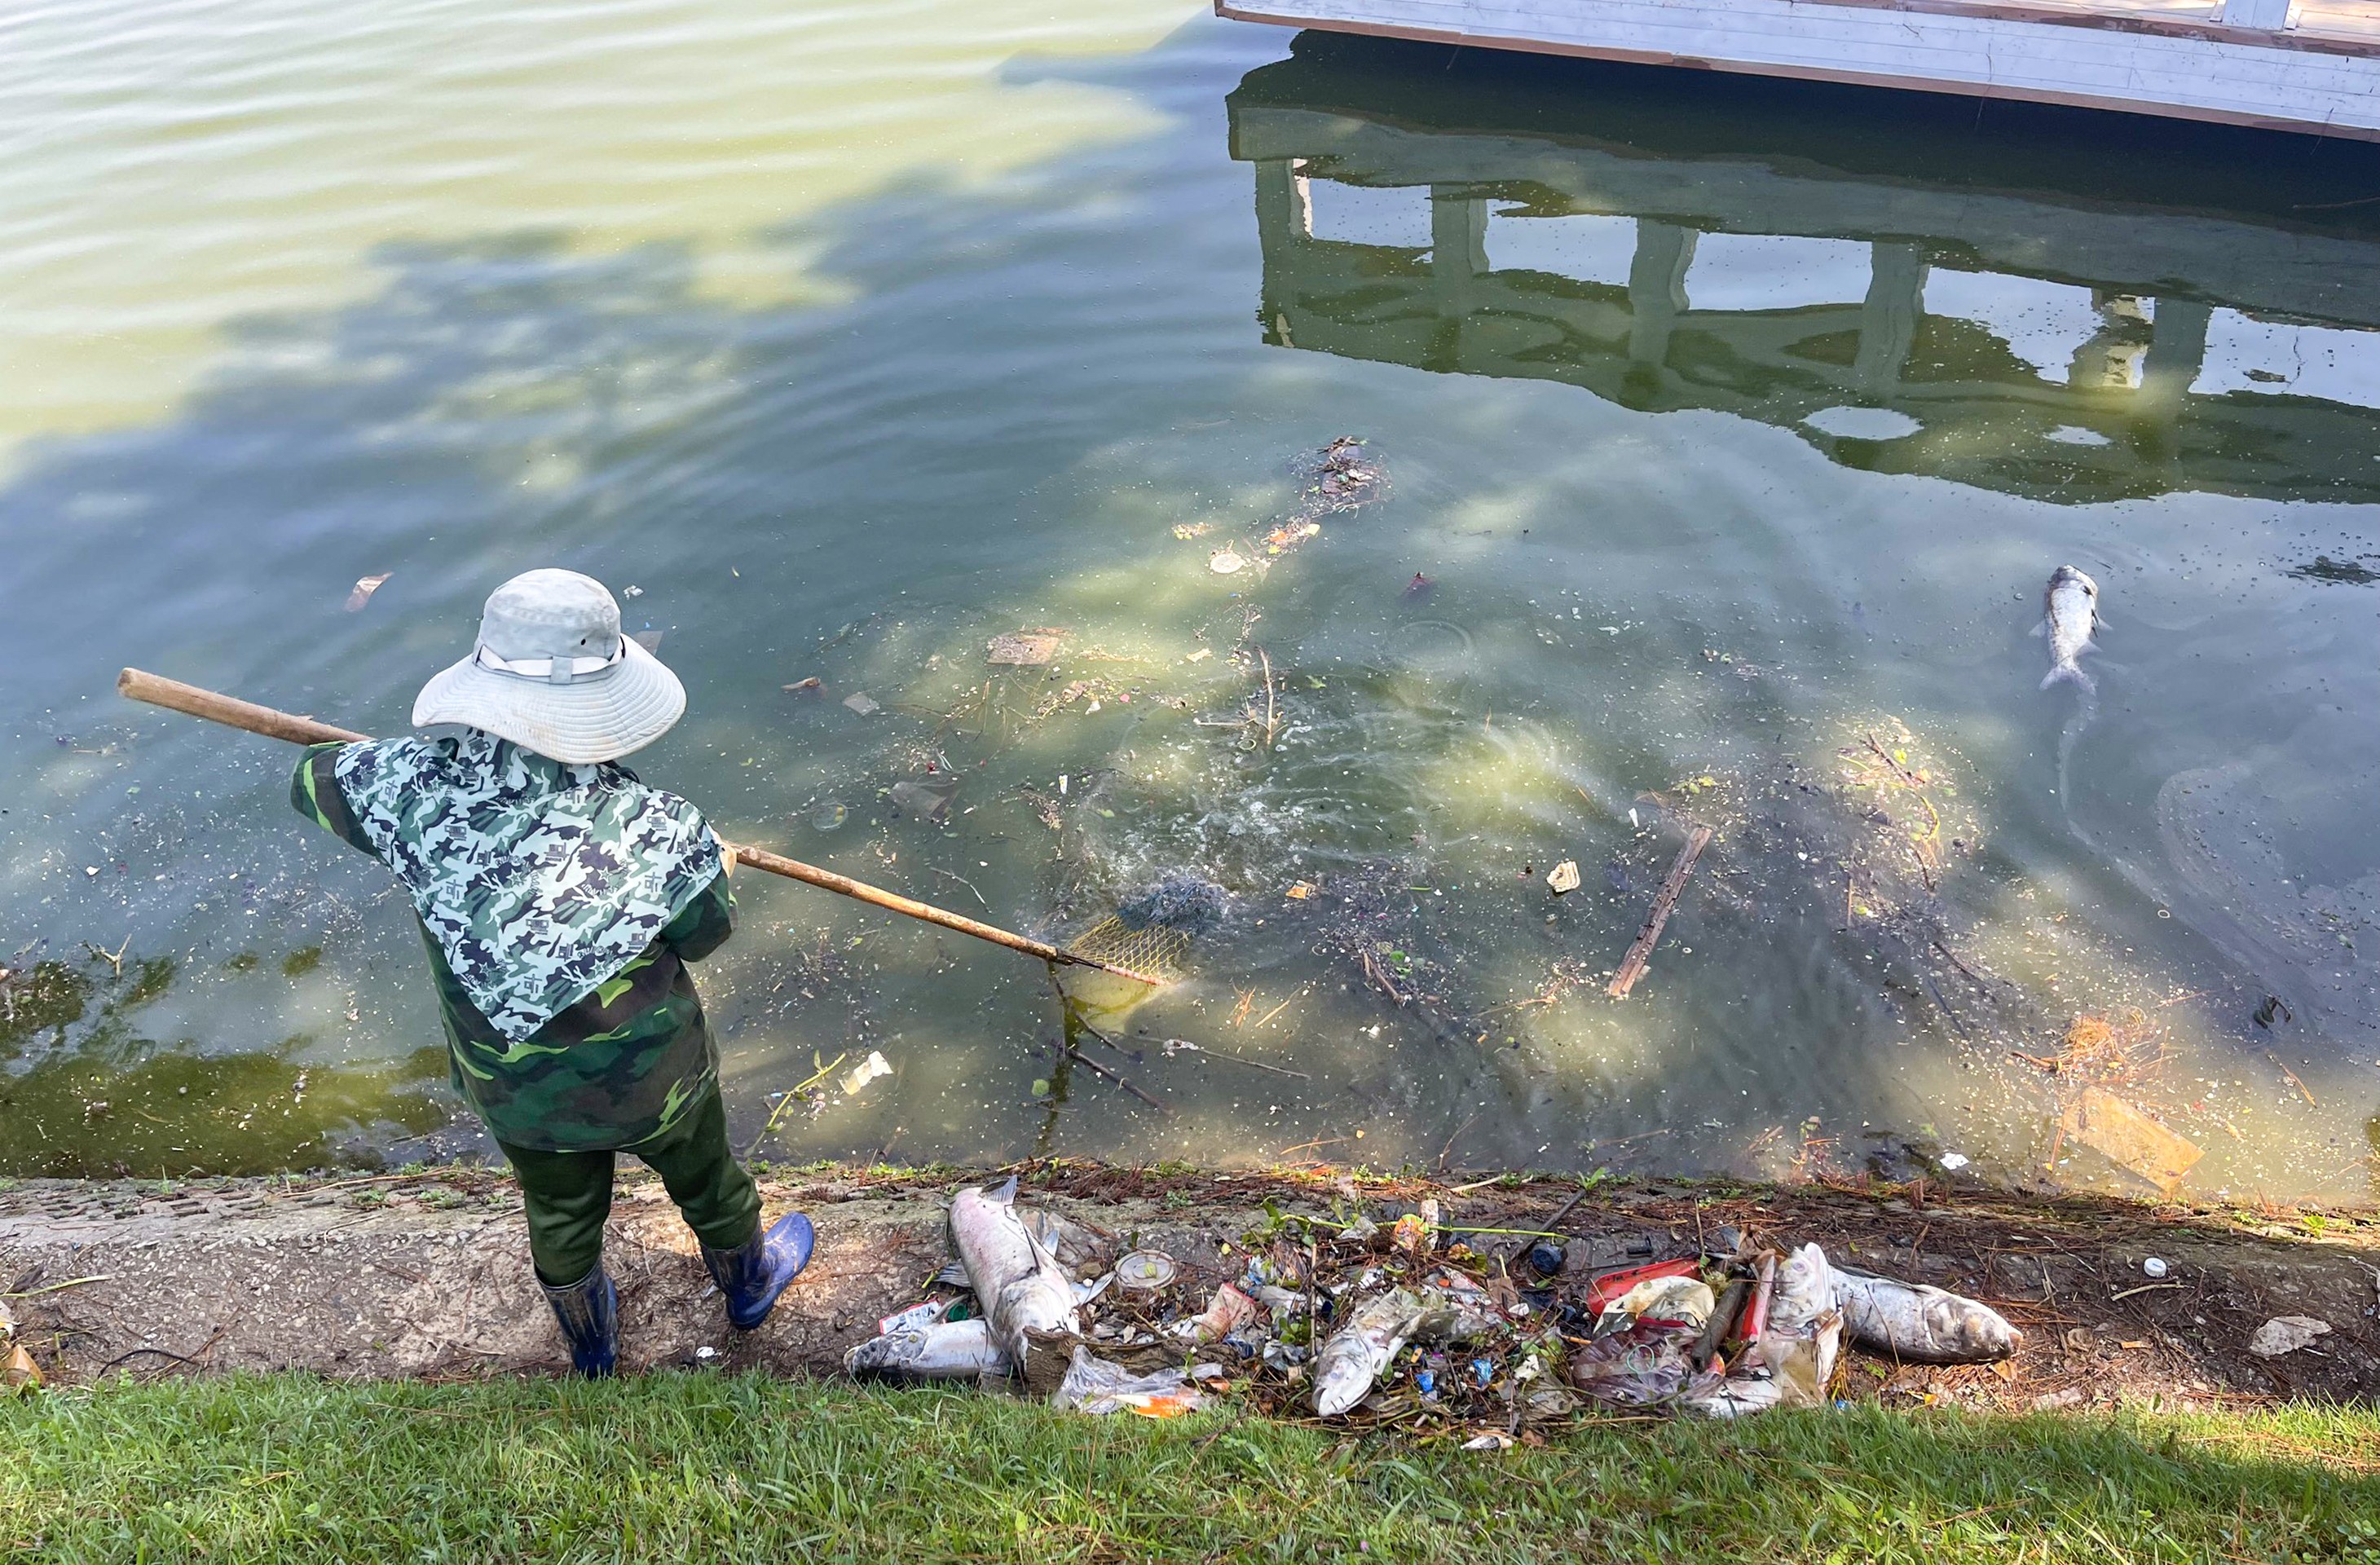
[412, 569, 685, 763]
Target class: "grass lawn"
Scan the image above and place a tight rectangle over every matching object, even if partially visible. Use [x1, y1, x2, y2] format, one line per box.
[5, 1373, 2378, 1563]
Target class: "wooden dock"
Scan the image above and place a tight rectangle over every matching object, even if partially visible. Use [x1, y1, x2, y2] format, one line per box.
[1217, 0, 2380, 138]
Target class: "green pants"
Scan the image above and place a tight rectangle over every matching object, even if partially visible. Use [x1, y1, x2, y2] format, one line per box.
[498, 1086, 761, 1285]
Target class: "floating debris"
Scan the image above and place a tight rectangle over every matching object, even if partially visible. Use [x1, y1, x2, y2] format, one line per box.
[988, 628, 1067, 667]
[840, 1050, 892, 1096]
[888, 774, 959, 824]
[843, 692, 882, 716]
[343, 573, 392, 611]
[1210, 549, 1247, 575]
[2058, 1086, 2203, 1194]
[1115, 874, 1227, 937]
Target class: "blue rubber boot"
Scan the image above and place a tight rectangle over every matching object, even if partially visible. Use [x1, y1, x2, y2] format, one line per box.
[703, 1211, 815, 1330]
[539, 1263, 618, 1378]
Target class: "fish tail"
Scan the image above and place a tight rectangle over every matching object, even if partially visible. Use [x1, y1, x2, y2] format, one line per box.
[2040, 663, 2095, 695]
[988, 1174, 1019, 1203]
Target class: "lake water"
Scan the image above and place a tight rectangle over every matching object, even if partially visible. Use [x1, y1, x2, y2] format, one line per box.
[5, 2, 2378, 1203]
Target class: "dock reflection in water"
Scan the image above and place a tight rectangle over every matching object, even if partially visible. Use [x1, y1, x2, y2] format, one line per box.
[1231, 36, 2380, 506]
[1227, 37, 2380, 1201]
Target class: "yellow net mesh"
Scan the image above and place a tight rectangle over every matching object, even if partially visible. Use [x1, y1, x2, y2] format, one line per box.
[1064, 915, 1191, 983]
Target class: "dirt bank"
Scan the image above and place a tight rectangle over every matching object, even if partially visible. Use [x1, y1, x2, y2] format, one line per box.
[4, 1166, 2376, 1412]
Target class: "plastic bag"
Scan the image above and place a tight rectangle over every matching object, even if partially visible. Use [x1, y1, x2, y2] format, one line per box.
[1054, 1345, 1206, 1417]
[1568, 1317, 1699, 1408]
[1755, 1242, 1840, 1407]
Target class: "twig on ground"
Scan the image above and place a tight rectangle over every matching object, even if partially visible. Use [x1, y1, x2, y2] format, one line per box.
[1, 1275, 112, 1298]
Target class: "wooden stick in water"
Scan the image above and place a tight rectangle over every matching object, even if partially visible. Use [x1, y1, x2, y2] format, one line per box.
[117, 668, 1161, 985]
[1606, 823, 1714, 999]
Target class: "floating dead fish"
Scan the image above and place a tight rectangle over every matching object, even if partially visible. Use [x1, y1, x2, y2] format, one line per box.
[844, 1318, 1010, 1381]
[2039, 564, 2100, 693]
[1833, 1263, 2021, 1363]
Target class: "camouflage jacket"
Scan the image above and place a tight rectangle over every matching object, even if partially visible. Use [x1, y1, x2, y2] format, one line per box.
[293, 740, 734, 1152]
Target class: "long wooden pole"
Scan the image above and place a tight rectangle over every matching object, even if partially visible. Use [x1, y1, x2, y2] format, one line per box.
[117, 668, 1158, 985]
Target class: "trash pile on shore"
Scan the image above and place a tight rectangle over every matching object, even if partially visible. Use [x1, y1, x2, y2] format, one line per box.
[845, 1179, 2019, 1433]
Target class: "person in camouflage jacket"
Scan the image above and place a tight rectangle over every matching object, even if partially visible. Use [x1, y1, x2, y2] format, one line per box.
[289, 569, 813, 1375]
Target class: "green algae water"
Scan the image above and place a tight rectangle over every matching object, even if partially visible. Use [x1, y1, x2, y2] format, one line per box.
[4, 3, 2379, 1202]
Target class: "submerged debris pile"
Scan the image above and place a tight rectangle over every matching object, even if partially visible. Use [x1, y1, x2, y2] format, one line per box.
[846, 1178, 2017, 1434]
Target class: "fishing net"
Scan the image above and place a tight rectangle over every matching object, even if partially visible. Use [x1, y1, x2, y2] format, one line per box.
[1061, 873, 1227, 985]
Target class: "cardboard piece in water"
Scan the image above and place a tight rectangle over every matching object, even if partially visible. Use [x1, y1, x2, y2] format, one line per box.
[2059, 1086, 2202, 1193]
[987, 628, 1067, 666]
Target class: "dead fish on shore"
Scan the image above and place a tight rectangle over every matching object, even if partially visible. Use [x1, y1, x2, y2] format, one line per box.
[949, 1176, 1082, 1370]
[1833, 1266, 2021, 1363]
[2038, 565, 2100, 692]
[1314, 1289, 1435, 1417]
[1311, 1281, 1498, 1417]
[844, 1317, 1011, 1381]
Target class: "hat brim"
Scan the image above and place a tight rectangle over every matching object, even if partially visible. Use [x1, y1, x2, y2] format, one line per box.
[412, 638, 686, 763]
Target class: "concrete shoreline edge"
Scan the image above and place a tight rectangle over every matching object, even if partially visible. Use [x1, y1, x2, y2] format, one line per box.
[5, 1162, 2376, 1409]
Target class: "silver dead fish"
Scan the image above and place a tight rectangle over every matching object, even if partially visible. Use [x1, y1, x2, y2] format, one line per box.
[1311, 1281, 1497, 1417]
[844, 1317, 1012, 1381]
[1314, 1289, 1434, 1417]
[2040, 565, 2100, 692]
[949, 1176, 1081, 1369]
[1833, 1266, 2021, 1364]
